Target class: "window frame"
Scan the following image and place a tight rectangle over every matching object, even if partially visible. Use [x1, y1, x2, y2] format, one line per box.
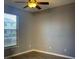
[4, 13, 18, 49]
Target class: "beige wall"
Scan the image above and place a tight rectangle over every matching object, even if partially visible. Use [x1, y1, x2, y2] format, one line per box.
[31, 3, 75, 57]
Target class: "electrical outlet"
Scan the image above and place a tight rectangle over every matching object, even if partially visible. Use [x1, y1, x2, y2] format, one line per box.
[64, 49, 67, 52]
[29, 44, 32, 48]
[49, 46, 52, 49]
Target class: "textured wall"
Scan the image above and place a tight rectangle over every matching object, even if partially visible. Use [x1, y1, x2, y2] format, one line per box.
[31, 3, 75, 57]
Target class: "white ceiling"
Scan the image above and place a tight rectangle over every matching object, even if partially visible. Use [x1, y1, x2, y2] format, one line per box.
[5, 0, 75, 12]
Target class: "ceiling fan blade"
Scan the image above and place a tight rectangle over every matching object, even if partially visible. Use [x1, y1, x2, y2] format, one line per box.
[24, 5, 28, 8]
[14, 1, 26, 3]
[36, 5, 41, 9]
[37, 2, 49, 5]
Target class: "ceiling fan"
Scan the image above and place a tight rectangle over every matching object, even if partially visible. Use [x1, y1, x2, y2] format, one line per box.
[14, 0, 49, 9]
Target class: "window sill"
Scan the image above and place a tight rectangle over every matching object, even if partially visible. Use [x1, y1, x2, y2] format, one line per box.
[4, 45, 18, 49]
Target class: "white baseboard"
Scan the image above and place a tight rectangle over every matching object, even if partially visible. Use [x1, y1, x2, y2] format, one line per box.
[6, 49, 74, 59]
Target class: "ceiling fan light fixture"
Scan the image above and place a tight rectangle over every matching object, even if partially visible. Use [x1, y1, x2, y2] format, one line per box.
[28, 2, 37, 8]
[15, 0, 49, 9]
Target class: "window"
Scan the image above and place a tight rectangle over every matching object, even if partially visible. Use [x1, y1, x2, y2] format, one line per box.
[4, 13, 17, 47]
